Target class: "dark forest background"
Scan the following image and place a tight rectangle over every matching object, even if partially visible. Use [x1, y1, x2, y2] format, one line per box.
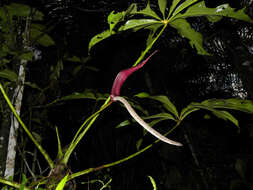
[0, 0, 253, 189]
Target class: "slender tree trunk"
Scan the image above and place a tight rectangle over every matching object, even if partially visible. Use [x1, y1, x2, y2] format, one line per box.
[4, 61, 26, 178]
[3, 16, 30, 179]
[0, 92, 13, 177]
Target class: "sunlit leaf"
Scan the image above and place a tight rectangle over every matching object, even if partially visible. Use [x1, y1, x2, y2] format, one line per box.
[119, 19, 161, 31]
[158, 0, 167, 19]
[0, 69, 18, 81]
[108, 11, 125, 32]
[169, 18, 210, 55]
[130, 1, 161, 20]
[168, 0, 181, 17]
[171, 0, 199, 18]
[88, 30, 111, 52]
[56, 174, 69, 190]
[206, 15, 222, 22]
[173, 2, 253, 23]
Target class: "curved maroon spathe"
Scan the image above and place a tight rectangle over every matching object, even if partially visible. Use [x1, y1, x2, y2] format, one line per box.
[109, 50, 183, 146]
[110, 50, 158, 99]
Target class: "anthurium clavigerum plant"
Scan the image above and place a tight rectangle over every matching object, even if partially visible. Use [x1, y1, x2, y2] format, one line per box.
[1, 0, 253, 189]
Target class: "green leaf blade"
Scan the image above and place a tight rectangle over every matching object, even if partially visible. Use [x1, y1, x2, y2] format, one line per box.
[202, 98, 253, 114]
[135, 92, 179, 118]
[131, 1, 161, 20]
[171, 0, 199, 18]
[119, 19, 162, 31]
[88, 30, 112, 52]
[174, 2, 253, 23]
[158, 0, 167, 18]
[169, 18, 210, 55]
[168, 0, 181, 18]
[0, 69, 18, 82]
[190, 103, 239, 128]
[56, 174, 69, 190]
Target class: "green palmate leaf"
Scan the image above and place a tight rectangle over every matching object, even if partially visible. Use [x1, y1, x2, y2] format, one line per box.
[130, 1, 161, 20]
[189, 103, 239, 127]
[158, 0, 167, 19]
[180, 106, 200, 121]
[0, 69, 18, 81]
[168, 0, 181, 18]
[89, 30, 111, 52]
[144, 112, 176, 121]
[201, 99, 253, 114]
[135, 92, 179, 118]
[169, 18, 209, 55]
[206, 15, 223, 22]
[108, 11, 125, 32]
[212, 110, 239, 127]
[119, 19, 161, 31]
[145, 23, 163, 48]
[174, 1, 253, 23]
[89, 19, 162, 52]
[56, 174, 69, 190]
[171, 0, 199, 18]
[47, 89, 108, 106]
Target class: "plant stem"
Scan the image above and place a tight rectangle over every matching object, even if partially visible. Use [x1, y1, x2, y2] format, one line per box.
[0, 177, 30, 190]
[62, 99, 111, 164]
[133, 23, 167, 67]
[0, 83, 54, 169]
[68, 123, 180, 180]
